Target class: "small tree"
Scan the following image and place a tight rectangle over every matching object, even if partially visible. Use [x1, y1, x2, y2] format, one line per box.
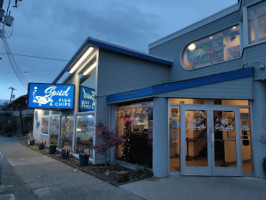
[93, 122, 123, 167]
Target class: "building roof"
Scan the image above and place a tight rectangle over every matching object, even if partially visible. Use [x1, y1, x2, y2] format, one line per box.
[53, 37, 173, 83]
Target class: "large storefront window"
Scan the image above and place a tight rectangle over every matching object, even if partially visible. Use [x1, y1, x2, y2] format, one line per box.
[50, 116, 60, 146]
[75, 113, 95, 158]
[116, 102, 153, 167]
[60, 116, 74, 151]
[248, 1, 266, 44]
[41, 117, 49, 134]
[182, 25, 240, 69]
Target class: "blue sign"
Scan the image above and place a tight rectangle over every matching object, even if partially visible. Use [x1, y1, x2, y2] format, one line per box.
[28, 83, 74, 109]
[79, 86, 95, 111]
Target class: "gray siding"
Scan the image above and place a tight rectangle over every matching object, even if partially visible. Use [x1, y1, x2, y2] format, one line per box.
[149, 10, 242, 82]
[156, 77, 253, 99]
[97, 50, 171, 96]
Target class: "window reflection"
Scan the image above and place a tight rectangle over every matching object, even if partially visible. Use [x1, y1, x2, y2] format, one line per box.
[169, 107, 180, 172]
[182, 25, 240, 69]
[41, 117, 49, 134]
[60, 116, 74, 152]
[50, 116, 60, 145]
[248, 1, 266, 44]
[75, 114, 95, 158]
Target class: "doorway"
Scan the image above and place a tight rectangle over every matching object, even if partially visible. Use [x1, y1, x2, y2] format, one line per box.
[180, 105, 242, 176]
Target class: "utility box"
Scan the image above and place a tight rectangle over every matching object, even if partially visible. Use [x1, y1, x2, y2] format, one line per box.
[0, 152, 2, 184]
[0, 8, 4, 21]
[4, 15, 14, 27]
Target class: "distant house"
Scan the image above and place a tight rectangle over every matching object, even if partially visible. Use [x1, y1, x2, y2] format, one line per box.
[1, 95, 34, 135]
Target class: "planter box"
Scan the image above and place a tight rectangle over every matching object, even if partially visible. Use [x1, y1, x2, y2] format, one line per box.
[49, 145, 57, 154]
[79, 154, 90, 166]
[116, 171, 129, 182]
[61, 149, 70, 159]
[38, 143, 45, 150]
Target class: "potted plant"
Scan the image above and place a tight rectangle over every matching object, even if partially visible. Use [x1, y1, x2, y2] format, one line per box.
[79, 150, 90, 166]
[38, 139, 46, 150]
[27, 133, 35, 145]
[61, 146, 71, 159]
[49, 138, 57, 154]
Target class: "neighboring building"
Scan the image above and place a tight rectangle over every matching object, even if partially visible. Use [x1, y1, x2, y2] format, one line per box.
[31, 0, 266, 179]
[1, 95, 34, 135]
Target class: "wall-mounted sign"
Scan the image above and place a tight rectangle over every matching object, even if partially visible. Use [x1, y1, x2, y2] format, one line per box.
[79, 86, 95, 111]
[28, 83, 74, 109]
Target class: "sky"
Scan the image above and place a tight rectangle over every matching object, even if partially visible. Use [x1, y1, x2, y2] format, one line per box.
[0, 0, 237, 101]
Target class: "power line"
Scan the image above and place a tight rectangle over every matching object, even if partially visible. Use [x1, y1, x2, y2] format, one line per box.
[0, 52, 69, 61]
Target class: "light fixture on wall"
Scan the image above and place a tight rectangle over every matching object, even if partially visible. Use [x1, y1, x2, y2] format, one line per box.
[83, 62, 97, 76]
[188, 43, 196, 51]
[69, 47, 94, 73]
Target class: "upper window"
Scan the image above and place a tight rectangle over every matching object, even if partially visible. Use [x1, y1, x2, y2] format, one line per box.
[182, 25, 240, 70]
[248, 1, 266, 44]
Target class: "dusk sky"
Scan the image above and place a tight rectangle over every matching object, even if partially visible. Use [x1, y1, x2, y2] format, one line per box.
[0, 0, 237, 101]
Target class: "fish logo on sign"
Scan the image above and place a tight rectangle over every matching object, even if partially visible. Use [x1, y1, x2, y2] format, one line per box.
[32, 86, 53, 106]
[83, 88, 96, 107]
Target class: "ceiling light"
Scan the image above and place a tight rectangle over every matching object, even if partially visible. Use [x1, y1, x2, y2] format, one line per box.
[83, 62, 97, 76]
[232, 26, 236, 30]
[209, 36, 213, 40]
[69, 47, 94, 73]
[188, 43, 196, 51]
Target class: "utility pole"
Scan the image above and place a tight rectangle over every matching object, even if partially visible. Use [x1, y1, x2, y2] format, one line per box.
[8, 86, 15, 103]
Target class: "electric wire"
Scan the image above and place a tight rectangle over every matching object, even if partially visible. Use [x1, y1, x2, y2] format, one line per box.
[1, 36, 28, 89]
[0, 52, 69, 61]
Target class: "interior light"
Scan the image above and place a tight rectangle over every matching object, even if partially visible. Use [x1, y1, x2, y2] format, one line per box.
[83, 62, 97, 76]
[232, 26, 236, 30]
[69, 47, 94, 73]
[210, 36, 213, 40]
[188, 43, 196, 51]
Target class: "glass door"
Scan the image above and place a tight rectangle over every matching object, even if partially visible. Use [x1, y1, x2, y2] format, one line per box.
[211, 108, 241, 176]
[180, 106, 211, 175]
[181, 105, 242, 176]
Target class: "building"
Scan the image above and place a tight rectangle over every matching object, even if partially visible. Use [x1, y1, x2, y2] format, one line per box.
[1, 95, 34, 136]
[31, 0, 266, 178]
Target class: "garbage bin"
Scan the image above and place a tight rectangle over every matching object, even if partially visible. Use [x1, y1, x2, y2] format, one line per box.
[0, 152, 2, 184]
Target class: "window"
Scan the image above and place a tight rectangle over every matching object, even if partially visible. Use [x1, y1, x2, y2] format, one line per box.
[248, 1, 266, 44]
[60, 116, 74, 151]
[116, 102, 153, 167]
[182, 26, 240, 69]
[41, 117, 49, 134]
[75, 114, 95, 158]
[49, 116, 60, 146]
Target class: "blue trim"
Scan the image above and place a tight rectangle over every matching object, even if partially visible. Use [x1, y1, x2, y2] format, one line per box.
[53, 37, 172, 83]
[106, 68, 254, 103]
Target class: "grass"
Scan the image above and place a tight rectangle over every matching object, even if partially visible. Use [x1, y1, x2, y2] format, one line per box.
[21, 142, 153, 186]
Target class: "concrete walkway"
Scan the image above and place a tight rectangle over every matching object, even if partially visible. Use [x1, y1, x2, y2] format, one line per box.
[0, 136, 142, 200]
[1, 136, 266, 200]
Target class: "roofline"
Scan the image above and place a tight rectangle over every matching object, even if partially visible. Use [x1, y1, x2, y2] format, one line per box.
[149, 2, 240, 49]
[106, 68, 253, 103]
[53, 37, 173, 83]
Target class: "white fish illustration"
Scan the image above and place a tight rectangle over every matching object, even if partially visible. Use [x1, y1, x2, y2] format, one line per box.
[33, 96, 53, 106]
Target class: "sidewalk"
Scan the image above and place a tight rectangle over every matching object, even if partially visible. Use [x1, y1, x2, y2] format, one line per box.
[0, 136, 143, 200]
[1, 136, 266, 200]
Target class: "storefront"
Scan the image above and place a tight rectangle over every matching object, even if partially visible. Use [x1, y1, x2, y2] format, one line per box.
[30, 0, 266, 179]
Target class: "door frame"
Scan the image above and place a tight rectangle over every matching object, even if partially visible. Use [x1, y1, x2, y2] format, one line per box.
[179, 104, 242, 176]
